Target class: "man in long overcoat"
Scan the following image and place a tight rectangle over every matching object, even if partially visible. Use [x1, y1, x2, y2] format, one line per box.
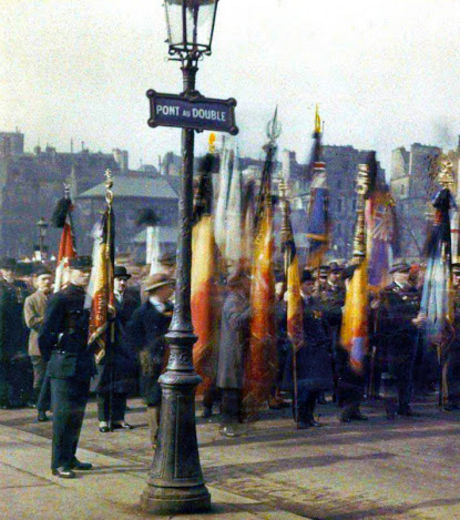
[376, 262, 420, 419]
[96, 266, 139, 432]
[216, 270, 251, 437]
[126, 273, 174, 448]
[0, 257, 32, 409]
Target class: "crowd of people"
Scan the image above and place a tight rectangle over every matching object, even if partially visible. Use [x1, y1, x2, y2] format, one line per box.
[0, 251, 459, 479]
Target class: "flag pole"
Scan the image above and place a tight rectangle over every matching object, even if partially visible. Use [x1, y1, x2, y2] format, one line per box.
[279, 179, 299, 425]
[104, 169, 116, 429]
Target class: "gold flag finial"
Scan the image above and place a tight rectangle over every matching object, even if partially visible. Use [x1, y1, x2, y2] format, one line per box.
[208, 132, 216, 154]
[314, 104, 321, 134]
[437, 155, 454, 189]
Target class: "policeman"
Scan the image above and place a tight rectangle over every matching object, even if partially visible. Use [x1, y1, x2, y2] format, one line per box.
[377, 261, 421, 419]
[39, 256, 95, 478]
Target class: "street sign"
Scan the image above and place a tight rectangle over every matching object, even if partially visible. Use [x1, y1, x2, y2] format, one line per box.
[147, 90, 238, 135]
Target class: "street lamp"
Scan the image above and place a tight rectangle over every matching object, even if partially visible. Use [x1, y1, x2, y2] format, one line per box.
[140, 0, 219, 515]
[36, 217, 48, 262]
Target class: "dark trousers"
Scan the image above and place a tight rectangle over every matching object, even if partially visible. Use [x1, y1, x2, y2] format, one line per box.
[50, 377, 90, 470]
[97, 392, 127, 423]
[6, 357, 33, 407]
[37, 371, 51, 413]
[220, 389, 241, 425]
[31, 356, 51, 411]
[297, 390, 319, 423]
[0, 360, 7, 406]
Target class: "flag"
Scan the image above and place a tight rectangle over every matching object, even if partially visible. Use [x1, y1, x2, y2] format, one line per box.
[305, 107, 329, 269]
[340, 259, 369, 374]
[242, 142, 277, 418]
[214, 139, 232, 256]
[280, 190, 304, 353]
[420, 187, 456, 346]
[366, 188, 395, 291]
[225, 142, 243, 274]
[52, 196, 76, 292]
[86, 205, 115, 364]
[191, 152, 218, 396]
[306, 161, 329, 269]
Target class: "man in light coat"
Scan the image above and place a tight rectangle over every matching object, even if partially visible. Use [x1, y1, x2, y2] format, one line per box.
[24, 267, 53, 421]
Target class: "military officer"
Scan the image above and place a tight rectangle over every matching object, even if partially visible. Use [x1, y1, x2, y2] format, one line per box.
[38, 256, 95, 478]
[376, 261, 421, 419]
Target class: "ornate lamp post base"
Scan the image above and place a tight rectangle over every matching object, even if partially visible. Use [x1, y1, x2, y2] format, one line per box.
[140, 334, 211, 515]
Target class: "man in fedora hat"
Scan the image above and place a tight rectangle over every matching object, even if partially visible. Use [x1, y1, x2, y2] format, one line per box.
[96, 265, 139, 432]
[39, 256, 96, 478]
[126, 273, 175, 448]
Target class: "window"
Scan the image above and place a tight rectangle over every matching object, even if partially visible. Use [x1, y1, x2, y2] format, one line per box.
[337, 198, 343, 212]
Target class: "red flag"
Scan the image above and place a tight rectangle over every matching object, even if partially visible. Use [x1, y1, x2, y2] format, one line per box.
[53, 198, 76, 292]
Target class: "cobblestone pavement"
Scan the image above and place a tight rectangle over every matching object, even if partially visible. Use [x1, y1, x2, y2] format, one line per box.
[1, 395, 459, 520]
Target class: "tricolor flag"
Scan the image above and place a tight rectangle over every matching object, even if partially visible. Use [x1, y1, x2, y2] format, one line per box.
[52, 195, 77, 292]
[306, 107, 329, 269]
[86, 205, 115, 364]
[243, 139, 277, 419]
[191, 151, 218, 396]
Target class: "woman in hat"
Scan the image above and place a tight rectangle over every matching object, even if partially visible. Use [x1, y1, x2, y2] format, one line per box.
[126, 273, 175, 448]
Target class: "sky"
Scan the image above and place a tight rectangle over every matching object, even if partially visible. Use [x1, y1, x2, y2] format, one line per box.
[1, 0, 459, 174]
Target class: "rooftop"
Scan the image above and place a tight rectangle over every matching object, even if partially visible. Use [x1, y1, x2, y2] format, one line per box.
[77, 175, 179, 200]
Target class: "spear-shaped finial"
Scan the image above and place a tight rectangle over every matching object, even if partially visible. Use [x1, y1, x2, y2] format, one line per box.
[266, 106, 282, 144]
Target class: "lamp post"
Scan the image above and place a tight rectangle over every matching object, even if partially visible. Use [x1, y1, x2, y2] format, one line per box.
[141, 0, 219, 514]
[36, 217, 48, 262]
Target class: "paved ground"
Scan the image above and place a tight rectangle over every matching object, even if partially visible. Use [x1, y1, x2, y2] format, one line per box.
[0, 395, 459, 520]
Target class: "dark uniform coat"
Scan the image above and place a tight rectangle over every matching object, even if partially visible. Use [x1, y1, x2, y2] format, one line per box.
[0, 279, 32, 407]
[377, 282, 420, 407]
[94, 290, 140, 396]
[282, 299, 334, 400]
[125, 299, 172, 406]
[38, 284, 96, 470]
